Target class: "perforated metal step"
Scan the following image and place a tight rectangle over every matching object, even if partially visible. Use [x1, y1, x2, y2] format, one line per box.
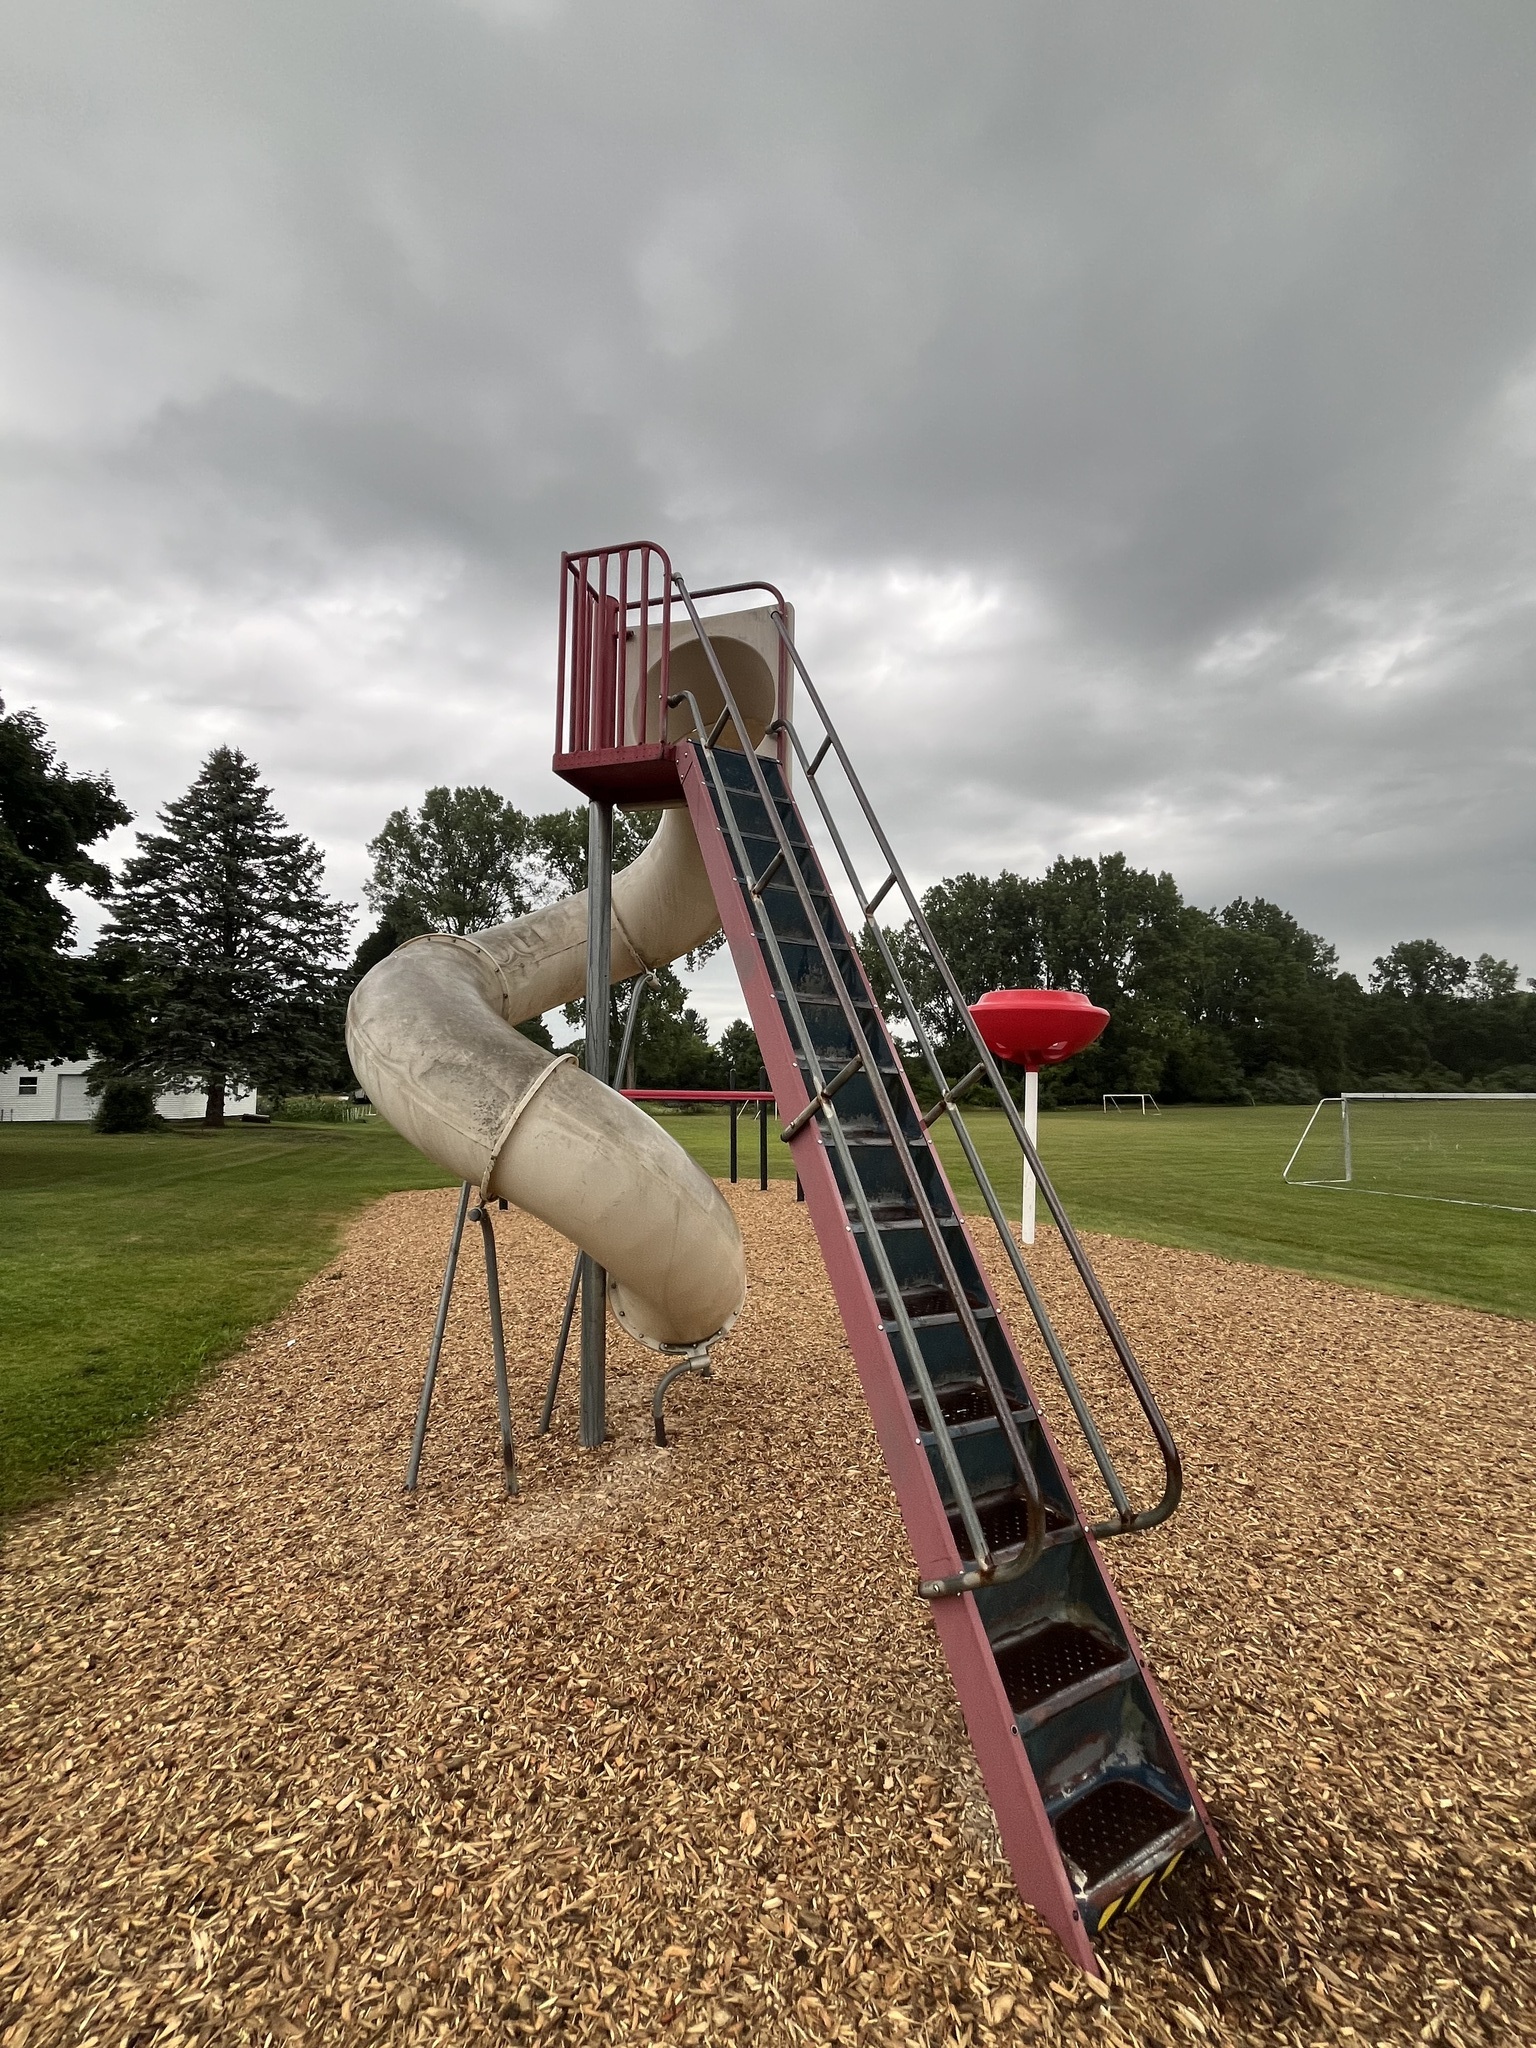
[949, 1490, 1073, 1561]
[909, 1378, 1030, 1429]
[1056, 1778, 1189, 1892]
[995, 1623, 1125, 1714]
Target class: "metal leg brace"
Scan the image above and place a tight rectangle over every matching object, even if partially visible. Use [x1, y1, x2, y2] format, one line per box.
[405, 1181, 471, 1492]
[404, 1181, 518, 1496]
[471, 1197, 518, 1495]
[537, 1258, 582, 1435]
[652, 1345, 714, 1447]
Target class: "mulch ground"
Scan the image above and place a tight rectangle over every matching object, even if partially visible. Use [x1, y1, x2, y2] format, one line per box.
[3, 1183, 1533, 2048]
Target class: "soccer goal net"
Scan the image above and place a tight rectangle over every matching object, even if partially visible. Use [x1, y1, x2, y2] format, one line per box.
[1283, 1094, 1536, 1214]
[1103, 1094, 1160, 1114]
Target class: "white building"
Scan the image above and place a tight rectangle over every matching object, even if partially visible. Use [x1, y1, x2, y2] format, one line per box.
[0, 1059, 258, 1123]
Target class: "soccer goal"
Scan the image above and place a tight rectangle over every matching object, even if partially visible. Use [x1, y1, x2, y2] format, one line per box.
[1283, 1093, 1536, 1214]
[1103, 1094, 1160, 1115]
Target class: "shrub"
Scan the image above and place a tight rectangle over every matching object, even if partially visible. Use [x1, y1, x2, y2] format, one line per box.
[92, 1077, 159, 1133]
[1249, 1065, 1320, 1105]
[272, 1095, 372, 1123]
[1479, 1065, 1536, 1092]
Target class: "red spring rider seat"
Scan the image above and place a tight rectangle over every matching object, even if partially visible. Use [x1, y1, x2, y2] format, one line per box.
[967, 989, 1109, 1243]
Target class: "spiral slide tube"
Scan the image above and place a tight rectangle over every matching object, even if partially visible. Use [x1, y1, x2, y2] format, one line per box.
[345, 805, 746, 1351]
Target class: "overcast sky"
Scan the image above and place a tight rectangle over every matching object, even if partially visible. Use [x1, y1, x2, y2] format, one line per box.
[4, 0, 1533, 1029]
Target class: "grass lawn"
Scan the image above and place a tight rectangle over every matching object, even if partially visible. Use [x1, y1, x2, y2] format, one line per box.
[6, 1099, 1528, 1519]
[647, 1101, 1534, 1323]
[0, 1120, 452, 1516]
[939, 1105, 1535, 1322]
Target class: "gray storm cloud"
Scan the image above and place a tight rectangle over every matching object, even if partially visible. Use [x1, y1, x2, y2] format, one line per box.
[1, 0, 1532, 1014]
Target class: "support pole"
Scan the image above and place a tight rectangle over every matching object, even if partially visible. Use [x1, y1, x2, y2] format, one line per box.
[404, 1180, 472, 1492]
[729, 1099, 738, 1183]
[652, 1347, 712, 1447]
[539, 970, 654, 1438]
[759, 1096, 769, 1190]
[1342, 1094, 1353, 1186]
[471, 1196, 518, 1495]
[537, 1260, 582, 1436]
[580, 798, 614, 1449]
[1021, 1067, 1040, 1247]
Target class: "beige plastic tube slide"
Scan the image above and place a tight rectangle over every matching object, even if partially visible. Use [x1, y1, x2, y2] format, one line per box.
[346, 805, 746, 1352]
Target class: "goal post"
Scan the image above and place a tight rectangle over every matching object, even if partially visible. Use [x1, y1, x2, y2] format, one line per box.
[1103, 1094, 1160, 1114]
[1283, 1093, 1536, 1215]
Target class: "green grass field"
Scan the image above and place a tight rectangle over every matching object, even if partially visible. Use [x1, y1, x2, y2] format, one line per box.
[0, 1121, 451, 1516]
[650, 1101, 1534, 1323]
[4, 1101, 1529, 1519]
[930, 1104, 1535, 1322]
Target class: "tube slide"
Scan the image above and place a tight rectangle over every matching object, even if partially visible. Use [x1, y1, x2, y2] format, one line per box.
[346, 805, 745, 1351]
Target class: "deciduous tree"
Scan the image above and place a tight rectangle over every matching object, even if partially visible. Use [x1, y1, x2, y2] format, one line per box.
[365, 786, 536, 935]
[0, 699, 130, 1066]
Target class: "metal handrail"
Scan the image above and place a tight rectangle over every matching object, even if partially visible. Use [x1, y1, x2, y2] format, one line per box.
[775, 712, 1137, 1528]
[667, 579, 1048, 1595]
[672, 678, 1034, 1592]
[671, 577, 794, 781]
[768, 612, 1183, 1539]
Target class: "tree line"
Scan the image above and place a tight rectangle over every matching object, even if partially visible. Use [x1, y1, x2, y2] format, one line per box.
[867, 854, 1535, 1106]
[0, 706, 762, 1123]
[3, 698, 1529, 1125]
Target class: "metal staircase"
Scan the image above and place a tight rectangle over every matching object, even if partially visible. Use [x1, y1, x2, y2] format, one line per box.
[552, 545, 1217, 1975]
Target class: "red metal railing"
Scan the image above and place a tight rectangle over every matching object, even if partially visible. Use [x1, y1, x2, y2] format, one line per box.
[556, 542, 673, 760]
[555, 545, 797, 794]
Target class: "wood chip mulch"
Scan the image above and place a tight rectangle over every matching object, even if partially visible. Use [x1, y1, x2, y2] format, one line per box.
[3, 1183, 1533, 2047]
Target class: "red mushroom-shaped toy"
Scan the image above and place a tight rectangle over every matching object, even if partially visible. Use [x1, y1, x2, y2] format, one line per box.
[968, 989, 1109, 1244]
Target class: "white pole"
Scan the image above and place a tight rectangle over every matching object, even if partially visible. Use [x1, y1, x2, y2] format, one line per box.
[1342, 1095, 1352, 1185]
[1022, 1067, 1040, 1246]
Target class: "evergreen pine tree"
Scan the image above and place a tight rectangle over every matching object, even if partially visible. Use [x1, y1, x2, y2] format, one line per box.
[101, 748, 353, 1123]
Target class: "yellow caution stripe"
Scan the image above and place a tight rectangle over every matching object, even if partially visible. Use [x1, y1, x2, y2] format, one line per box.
[1090, 1845, 1190, 1934]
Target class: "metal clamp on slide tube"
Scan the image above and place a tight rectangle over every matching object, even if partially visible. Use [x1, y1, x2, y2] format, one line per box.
[666, 604, 1048, 1592]
[770, 625, 1183, 1536]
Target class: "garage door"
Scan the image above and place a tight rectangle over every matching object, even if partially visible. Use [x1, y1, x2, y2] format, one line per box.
[56, 1073, 92, 1121]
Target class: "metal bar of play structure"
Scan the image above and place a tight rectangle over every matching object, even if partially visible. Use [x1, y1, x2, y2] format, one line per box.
[404, 1183, 517, 1497]
[663, 590, 1045, 1591]
[539, 973, 657, 1436]
[580, 796, 614, 1449]
[471, 1196, 518, 1496]
[404, 1181, 473, 1492]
